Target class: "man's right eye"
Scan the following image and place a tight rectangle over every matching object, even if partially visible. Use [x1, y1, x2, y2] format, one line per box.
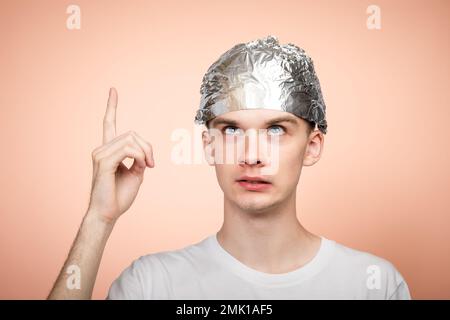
[223, 126, 243, 135]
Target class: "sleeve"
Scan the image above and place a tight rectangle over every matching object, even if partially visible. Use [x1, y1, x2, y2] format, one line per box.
[388, 279, 412, 300]
[106, 257, 146, 300]
[386, 264, 412, 300]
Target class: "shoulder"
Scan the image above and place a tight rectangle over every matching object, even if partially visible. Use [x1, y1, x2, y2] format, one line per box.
[324, 237, 411, 299]
[107, 236, 210, 299]
[330, 239, 397, 271]
[138, 236, 211, 274]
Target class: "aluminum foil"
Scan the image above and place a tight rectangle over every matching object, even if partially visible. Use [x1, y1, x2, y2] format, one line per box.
[194, 35, 328, 134]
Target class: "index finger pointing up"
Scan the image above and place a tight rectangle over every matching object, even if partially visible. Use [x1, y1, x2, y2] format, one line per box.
[103, 87, 118, 144]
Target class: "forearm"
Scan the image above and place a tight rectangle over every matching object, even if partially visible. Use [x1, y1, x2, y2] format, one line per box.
[47, 210, 115, 299]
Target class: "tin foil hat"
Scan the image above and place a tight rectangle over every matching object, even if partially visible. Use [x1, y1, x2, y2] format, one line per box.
[194, 35, 328, 134]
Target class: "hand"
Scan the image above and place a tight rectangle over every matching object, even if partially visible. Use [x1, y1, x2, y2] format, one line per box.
[87, 87, 155, 224]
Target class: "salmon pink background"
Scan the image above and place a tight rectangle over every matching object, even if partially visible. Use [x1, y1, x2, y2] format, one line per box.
[0, 0, 449, 299]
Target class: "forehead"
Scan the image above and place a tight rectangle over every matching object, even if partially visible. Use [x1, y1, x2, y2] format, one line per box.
[209, 109, 301, 128]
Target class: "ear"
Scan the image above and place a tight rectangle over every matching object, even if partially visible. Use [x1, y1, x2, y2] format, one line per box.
[202, 129, 215, 166]
[303, 131, 324, 166]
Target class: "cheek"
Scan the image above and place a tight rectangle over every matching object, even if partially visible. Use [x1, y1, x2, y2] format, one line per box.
[215, 164, 234, 189]
[273, 159, 302, 192]
[279, 156, 302, 178]
[272, 145, 304, 178]
[275, 141, 304, 164]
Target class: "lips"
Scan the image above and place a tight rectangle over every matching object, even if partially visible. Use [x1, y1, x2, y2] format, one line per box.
[238, 180, 270, 184]
[236, 175, 271, 184]
[236, 175, 272, 191]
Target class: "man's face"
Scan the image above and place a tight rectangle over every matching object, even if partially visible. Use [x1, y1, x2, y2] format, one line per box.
[202, 109, 324, 214]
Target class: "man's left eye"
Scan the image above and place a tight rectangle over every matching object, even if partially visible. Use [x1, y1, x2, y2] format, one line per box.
[267, 125, 285, 135]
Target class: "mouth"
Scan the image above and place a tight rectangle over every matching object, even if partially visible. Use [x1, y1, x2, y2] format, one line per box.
[236, 178, 272, 191]
[237, 179, 270, 184]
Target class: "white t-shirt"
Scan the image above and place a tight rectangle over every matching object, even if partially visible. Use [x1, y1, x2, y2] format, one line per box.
[107, 234, 411, 299]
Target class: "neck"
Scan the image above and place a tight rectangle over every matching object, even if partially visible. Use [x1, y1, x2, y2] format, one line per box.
[217, 190, 321, 274]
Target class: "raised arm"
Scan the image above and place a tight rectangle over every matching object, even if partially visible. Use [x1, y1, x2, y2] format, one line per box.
[47, 88, 155, 299]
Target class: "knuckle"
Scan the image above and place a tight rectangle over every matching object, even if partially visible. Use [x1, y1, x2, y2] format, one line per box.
[138, 141, 148, 153]
[130, 131, 152, 149]
[130, 131, 142, 142]
[134, 147, 144, 157]
[123, 145, 134, 154]
[126, 133, 136, 144]
[136, 150, 145, 161]
[138, 136, 152, 152]
[125, 138, 133, 148]
[132, 131, 143, 141]
[139, 137, 150, 148]
[130, 136, 141, 148]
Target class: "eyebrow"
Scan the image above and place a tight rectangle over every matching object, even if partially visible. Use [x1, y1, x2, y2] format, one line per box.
[210, 115, 299, 128]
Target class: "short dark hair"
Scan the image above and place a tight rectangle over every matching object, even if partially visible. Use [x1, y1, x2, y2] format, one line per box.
[206, 118, 316, 134]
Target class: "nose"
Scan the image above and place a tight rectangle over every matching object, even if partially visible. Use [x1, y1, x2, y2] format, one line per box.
[237, 129, 268, 168]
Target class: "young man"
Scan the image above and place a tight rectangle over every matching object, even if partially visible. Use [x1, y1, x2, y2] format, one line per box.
[48, 35, 411, 300]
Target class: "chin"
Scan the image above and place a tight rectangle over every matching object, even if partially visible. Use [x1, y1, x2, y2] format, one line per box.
[233, 196, 280, 214]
